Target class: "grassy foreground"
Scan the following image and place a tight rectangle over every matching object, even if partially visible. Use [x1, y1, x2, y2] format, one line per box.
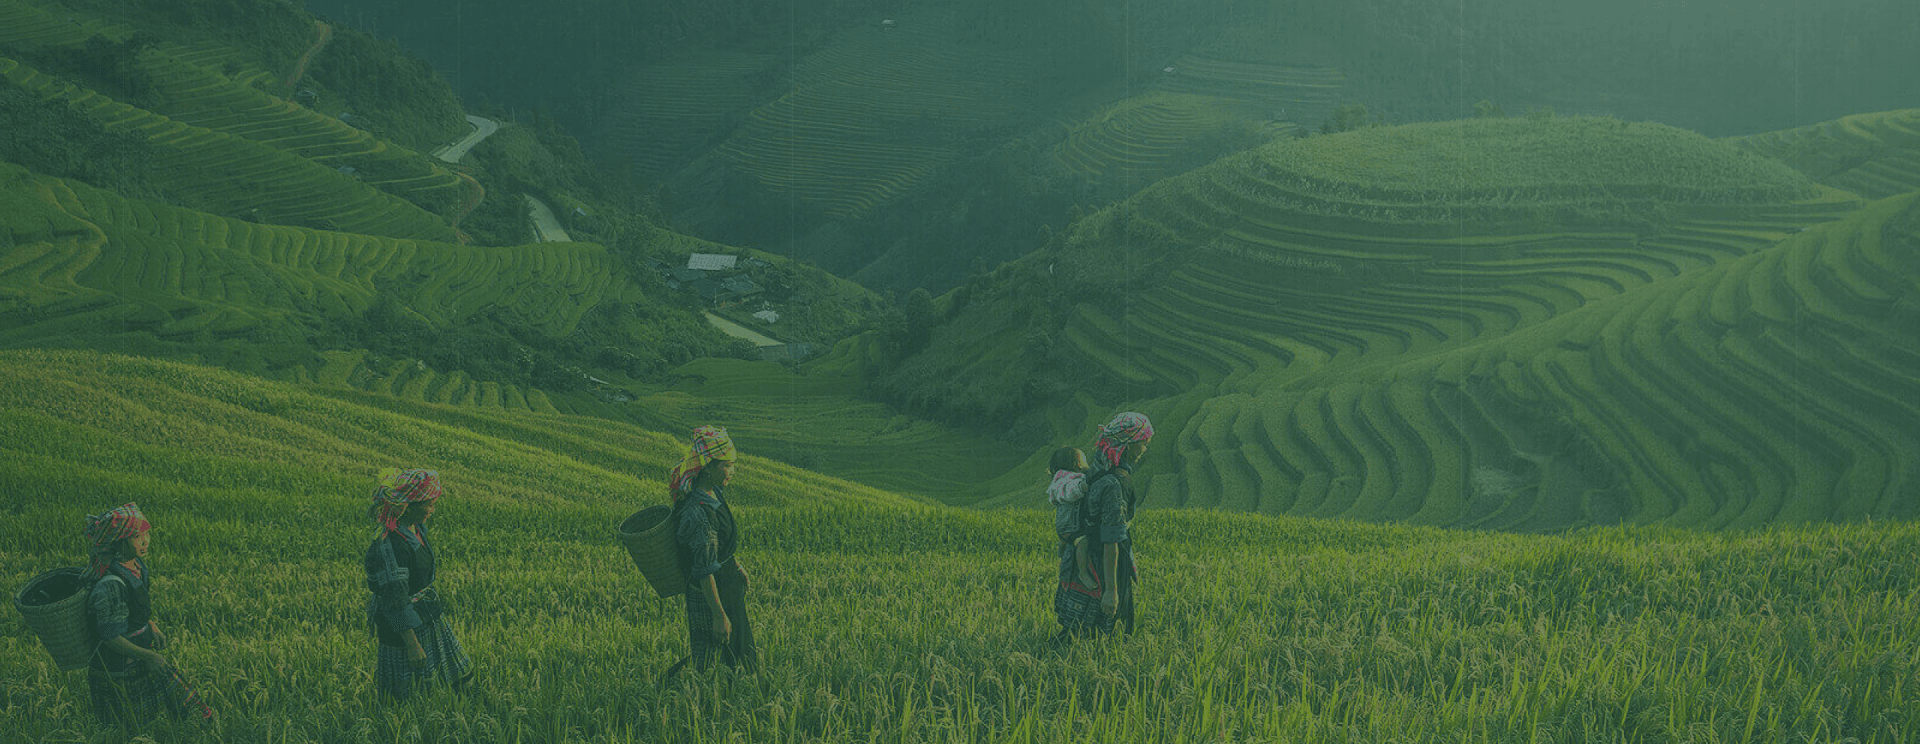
[1, 350, 1915, 743]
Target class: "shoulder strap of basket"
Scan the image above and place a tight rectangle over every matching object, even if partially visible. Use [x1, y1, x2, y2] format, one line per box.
[377, 532, 403, 579]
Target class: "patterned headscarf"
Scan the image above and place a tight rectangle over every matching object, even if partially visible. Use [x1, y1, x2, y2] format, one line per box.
[668, 426, 737, 503]
[84, 503, 150, 576]
[1094, 412, 1155, 467]
[369, 468, 442, 533]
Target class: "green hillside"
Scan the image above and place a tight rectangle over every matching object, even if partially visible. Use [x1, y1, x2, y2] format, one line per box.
[0, 161, 613, 371]
[1728, 109, 1920, 200]
[2, 350, 1915, 742]
[879, 114, 1920, 529]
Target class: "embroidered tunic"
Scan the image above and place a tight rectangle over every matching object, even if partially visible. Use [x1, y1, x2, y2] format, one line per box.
[364, 524, 470, 698]
[672, 487, 756, 674]
[86, 560, 212, 725]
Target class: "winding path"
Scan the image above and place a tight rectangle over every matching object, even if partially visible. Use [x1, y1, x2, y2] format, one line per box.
[434, 115, 499, 163]
[704, 312, 782, 346]
[283, 21, 332, 92]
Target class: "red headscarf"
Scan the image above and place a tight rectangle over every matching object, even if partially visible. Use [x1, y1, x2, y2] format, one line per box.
[84, 503, 150, 576]
[1094, 412, 1155, 467]
[369, 468, 442, 533]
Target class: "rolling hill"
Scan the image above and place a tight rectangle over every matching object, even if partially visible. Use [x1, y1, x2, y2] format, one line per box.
[881, 114, 1920, 530]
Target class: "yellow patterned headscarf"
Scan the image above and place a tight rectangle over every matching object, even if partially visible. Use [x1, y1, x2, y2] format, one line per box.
[669, 426, 737, 502]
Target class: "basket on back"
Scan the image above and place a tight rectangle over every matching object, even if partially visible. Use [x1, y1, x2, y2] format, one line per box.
[14, 567, 96, 671]
[618, 506, 685, 598]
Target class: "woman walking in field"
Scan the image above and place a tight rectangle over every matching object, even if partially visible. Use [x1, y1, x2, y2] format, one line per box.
[83, 503, 215, 728]
[364, 468, 473, 700]
[1054, 412, 1153, 642]
[665, 426, 758, 680]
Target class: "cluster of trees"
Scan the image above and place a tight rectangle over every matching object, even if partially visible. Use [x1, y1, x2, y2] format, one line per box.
[0, 85, 160, 201]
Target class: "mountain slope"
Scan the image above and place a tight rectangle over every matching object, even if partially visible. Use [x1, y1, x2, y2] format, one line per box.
[883, 114, 1920, 530]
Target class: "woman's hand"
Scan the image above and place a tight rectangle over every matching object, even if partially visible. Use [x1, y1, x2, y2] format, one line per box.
[149, 622, 167, 651]
[1101, 590, 1120, 617]
[712, 612, 733, 643]
[144, 650, 173, 674]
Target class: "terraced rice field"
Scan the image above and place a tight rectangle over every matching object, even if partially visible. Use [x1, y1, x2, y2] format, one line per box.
[284, 350, 564, 416]
[0, 56, 459, 241]
[1153, 190, 1920, 530]
[709, 9, 1042, 218]
[3, 350, 1916, 742]
[1051, 92, 1288, 190]
[137, 47, 469, 212]
[0, 0, 133, 48]
[0, 163, 615, 349]
[960, 116, 1920, 532]
[1152, 57, 1344, 129]
[1728, 109, 1920, 200]
[602, 53, 777, 182]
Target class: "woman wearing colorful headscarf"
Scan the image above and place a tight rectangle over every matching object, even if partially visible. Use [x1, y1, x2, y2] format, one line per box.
[84, 503, 214, 727]
[364, 468, 472, 700]
[1054, 412, 1153, 642]
[664, 426, 757, 679]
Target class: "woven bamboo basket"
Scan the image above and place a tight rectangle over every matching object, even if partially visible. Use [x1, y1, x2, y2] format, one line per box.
[14, 567, 95, 671]
[618, 506, 685, 598]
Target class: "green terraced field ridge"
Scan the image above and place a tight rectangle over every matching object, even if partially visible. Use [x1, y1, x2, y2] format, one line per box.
[1729, 108, 1920, 200]
[602, 53, 777, 182]
[1140, 190, 1920, 530]
[702, 8, 1043, 219]
[0, 162, 613, 357]
[287, 349, 564, 415]
[891, 116, 1917, 532]
[1151, 56, 1344, 129]
[136, 46, 470, 215]
[0, 56, 460, 241]
[1034, 117, 1853, 399]
[0, 0, 134, 48]
[1051, 92, 1285, 191]
[2, 349, 1916, 742]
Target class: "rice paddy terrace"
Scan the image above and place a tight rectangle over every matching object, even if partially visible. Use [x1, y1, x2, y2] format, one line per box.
[945, 116, 1920, 531]
[0, 161, 613, 371]
[1050, 92, 1288, 192]
[600, 53, 778, 182]
[1727, 108, 1920, 201]
[0, 0, 470, 240]
[1153, 56, 1344, 128]
[1048, 60, 1341, 191]
[686, 8, 1045, 220]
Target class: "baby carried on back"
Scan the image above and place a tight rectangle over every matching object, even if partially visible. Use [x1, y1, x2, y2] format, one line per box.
[1046, 446, 1101, 590]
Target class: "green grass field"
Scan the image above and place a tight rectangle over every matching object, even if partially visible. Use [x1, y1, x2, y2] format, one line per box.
[2, 349, 1915, 743]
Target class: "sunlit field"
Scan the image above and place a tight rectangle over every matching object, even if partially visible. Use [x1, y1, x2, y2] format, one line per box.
[3, 351, 1915, 743]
